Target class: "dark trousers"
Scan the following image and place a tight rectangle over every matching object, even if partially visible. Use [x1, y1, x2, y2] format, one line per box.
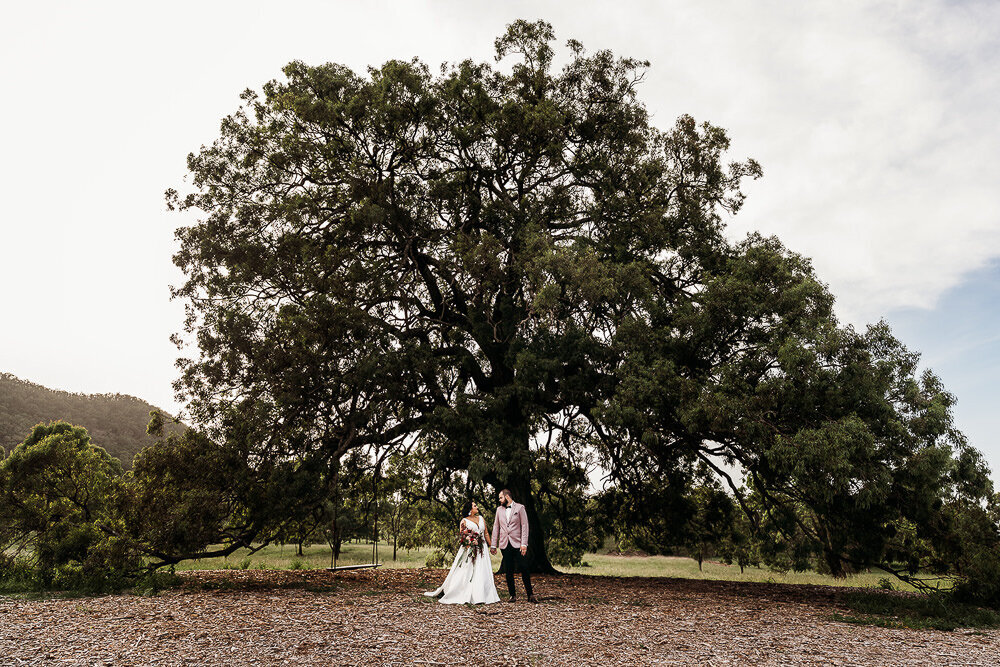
[500, 544, 533, 598]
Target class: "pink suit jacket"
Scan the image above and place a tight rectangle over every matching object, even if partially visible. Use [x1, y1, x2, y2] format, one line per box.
[491, 502, 529, 550]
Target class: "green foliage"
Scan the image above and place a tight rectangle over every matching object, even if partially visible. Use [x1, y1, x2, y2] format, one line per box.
[0, 422, 141, 592]
[320, 449, 379, 563]
[122, 423, 280, 562]
[533, 439, 600, 566]
[603, 253, 1000, 587]
[0, 555, 36, 593]
[717, 508, 762, 574]
[1, 418, 309, 592]
[941, 495, 1000, 607]
[594, 474, 691, 555]
[122, 412, 347, 571]
[424, 551, 447, 568]
[684, 482, 737, 570]
[133, 568, 182, 597]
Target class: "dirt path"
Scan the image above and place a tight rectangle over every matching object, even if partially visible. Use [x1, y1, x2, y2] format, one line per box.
[1, 570, 995, 665]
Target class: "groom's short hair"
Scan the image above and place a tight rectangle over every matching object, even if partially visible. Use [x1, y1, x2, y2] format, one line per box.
[500, 489, 512, 500]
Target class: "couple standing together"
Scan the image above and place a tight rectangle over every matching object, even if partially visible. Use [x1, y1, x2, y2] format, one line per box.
[424, 489, 536, 605]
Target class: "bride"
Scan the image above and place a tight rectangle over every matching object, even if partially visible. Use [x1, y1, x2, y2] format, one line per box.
[424, 501, 500, 604]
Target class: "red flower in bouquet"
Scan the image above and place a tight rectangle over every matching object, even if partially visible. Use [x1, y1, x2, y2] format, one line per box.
[458, 526, 485, 565]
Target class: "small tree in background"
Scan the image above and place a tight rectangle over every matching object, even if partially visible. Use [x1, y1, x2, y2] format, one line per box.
[683, 481, 736, 571]
[379, 452, 423, 561]
[717, 508, 761, 574]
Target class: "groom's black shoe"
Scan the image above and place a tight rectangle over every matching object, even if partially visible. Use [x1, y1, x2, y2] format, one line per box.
[506, 595, 517, 603]
[528, 595, 538, 603]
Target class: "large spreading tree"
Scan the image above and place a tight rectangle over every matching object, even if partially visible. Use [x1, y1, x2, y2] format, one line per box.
[167, 20, 996, 576]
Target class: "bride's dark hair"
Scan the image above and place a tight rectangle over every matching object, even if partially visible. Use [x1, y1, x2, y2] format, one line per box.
[461, 500, 474, 517]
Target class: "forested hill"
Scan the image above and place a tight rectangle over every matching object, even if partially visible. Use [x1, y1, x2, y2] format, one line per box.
[0, 373, 183, 467]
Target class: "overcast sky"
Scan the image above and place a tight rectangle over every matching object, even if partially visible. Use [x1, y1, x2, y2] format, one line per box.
[2, 1, 999, 478]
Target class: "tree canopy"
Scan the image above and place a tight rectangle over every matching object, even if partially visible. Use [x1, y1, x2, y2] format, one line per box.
[0, 422, 138, 591]
[165, 19, 997, 582]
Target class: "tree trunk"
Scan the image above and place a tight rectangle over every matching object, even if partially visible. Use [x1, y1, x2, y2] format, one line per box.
[824, 548, 846, 578]
[484, 362, 560, 575]
[505, 474, 559, 575]
[393, 534, 398, 561]
[819, 524, 847, 577]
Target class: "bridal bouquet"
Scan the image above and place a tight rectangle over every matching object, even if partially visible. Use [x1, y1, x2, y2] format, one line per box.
[458, 526, 485, 565]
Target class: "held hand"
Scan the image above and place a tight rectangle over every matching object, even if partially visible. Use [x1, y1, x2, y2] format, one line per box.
[520, 545, 527, 556]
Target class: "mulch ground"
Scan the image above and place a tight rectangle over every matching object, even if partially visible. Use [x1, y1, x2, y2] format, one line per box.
[1, 569, 996, 665]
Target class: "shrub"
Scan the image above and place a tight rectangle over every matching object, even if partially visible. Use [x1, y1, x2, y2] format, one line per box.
[547, 537, 585, 567]
[951, 553, 1000, 609]
[0, 555, 38, 593]
[425, 551, 447, 568]
[133, 569, 182, 597]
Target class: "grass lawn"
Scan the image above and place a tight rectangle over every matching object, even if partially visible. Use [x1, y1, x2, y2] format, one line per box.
[169, 541, 446, 572]
[170, 541, 916, 591]
[560, 552, 919, 590]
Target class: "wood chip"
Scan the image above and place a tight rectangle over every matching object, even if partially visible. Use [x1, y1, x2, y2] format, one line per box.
[0, 569, 996, 665]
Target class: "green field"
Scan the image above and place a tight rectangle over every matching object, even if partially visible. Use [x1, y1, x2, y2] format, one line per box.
[170, 541, 917, 591]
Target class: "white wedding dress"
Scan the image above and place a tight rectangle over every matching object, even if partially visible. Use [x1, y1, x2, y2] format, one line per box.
[424, 516, 500, 604]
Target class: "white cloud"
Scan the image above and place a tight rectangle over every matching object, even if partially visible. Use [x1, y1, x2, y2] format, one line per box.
[617, 0, 1000, 325]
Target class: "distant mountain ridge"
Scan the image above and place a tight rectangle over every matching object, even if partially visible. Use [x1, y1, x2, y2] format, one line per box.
[0, 372, 182, 467]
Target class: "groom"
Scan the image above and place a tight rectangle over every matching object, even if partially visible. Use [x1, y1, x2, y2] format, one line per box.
[490, 489, 536, 603]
